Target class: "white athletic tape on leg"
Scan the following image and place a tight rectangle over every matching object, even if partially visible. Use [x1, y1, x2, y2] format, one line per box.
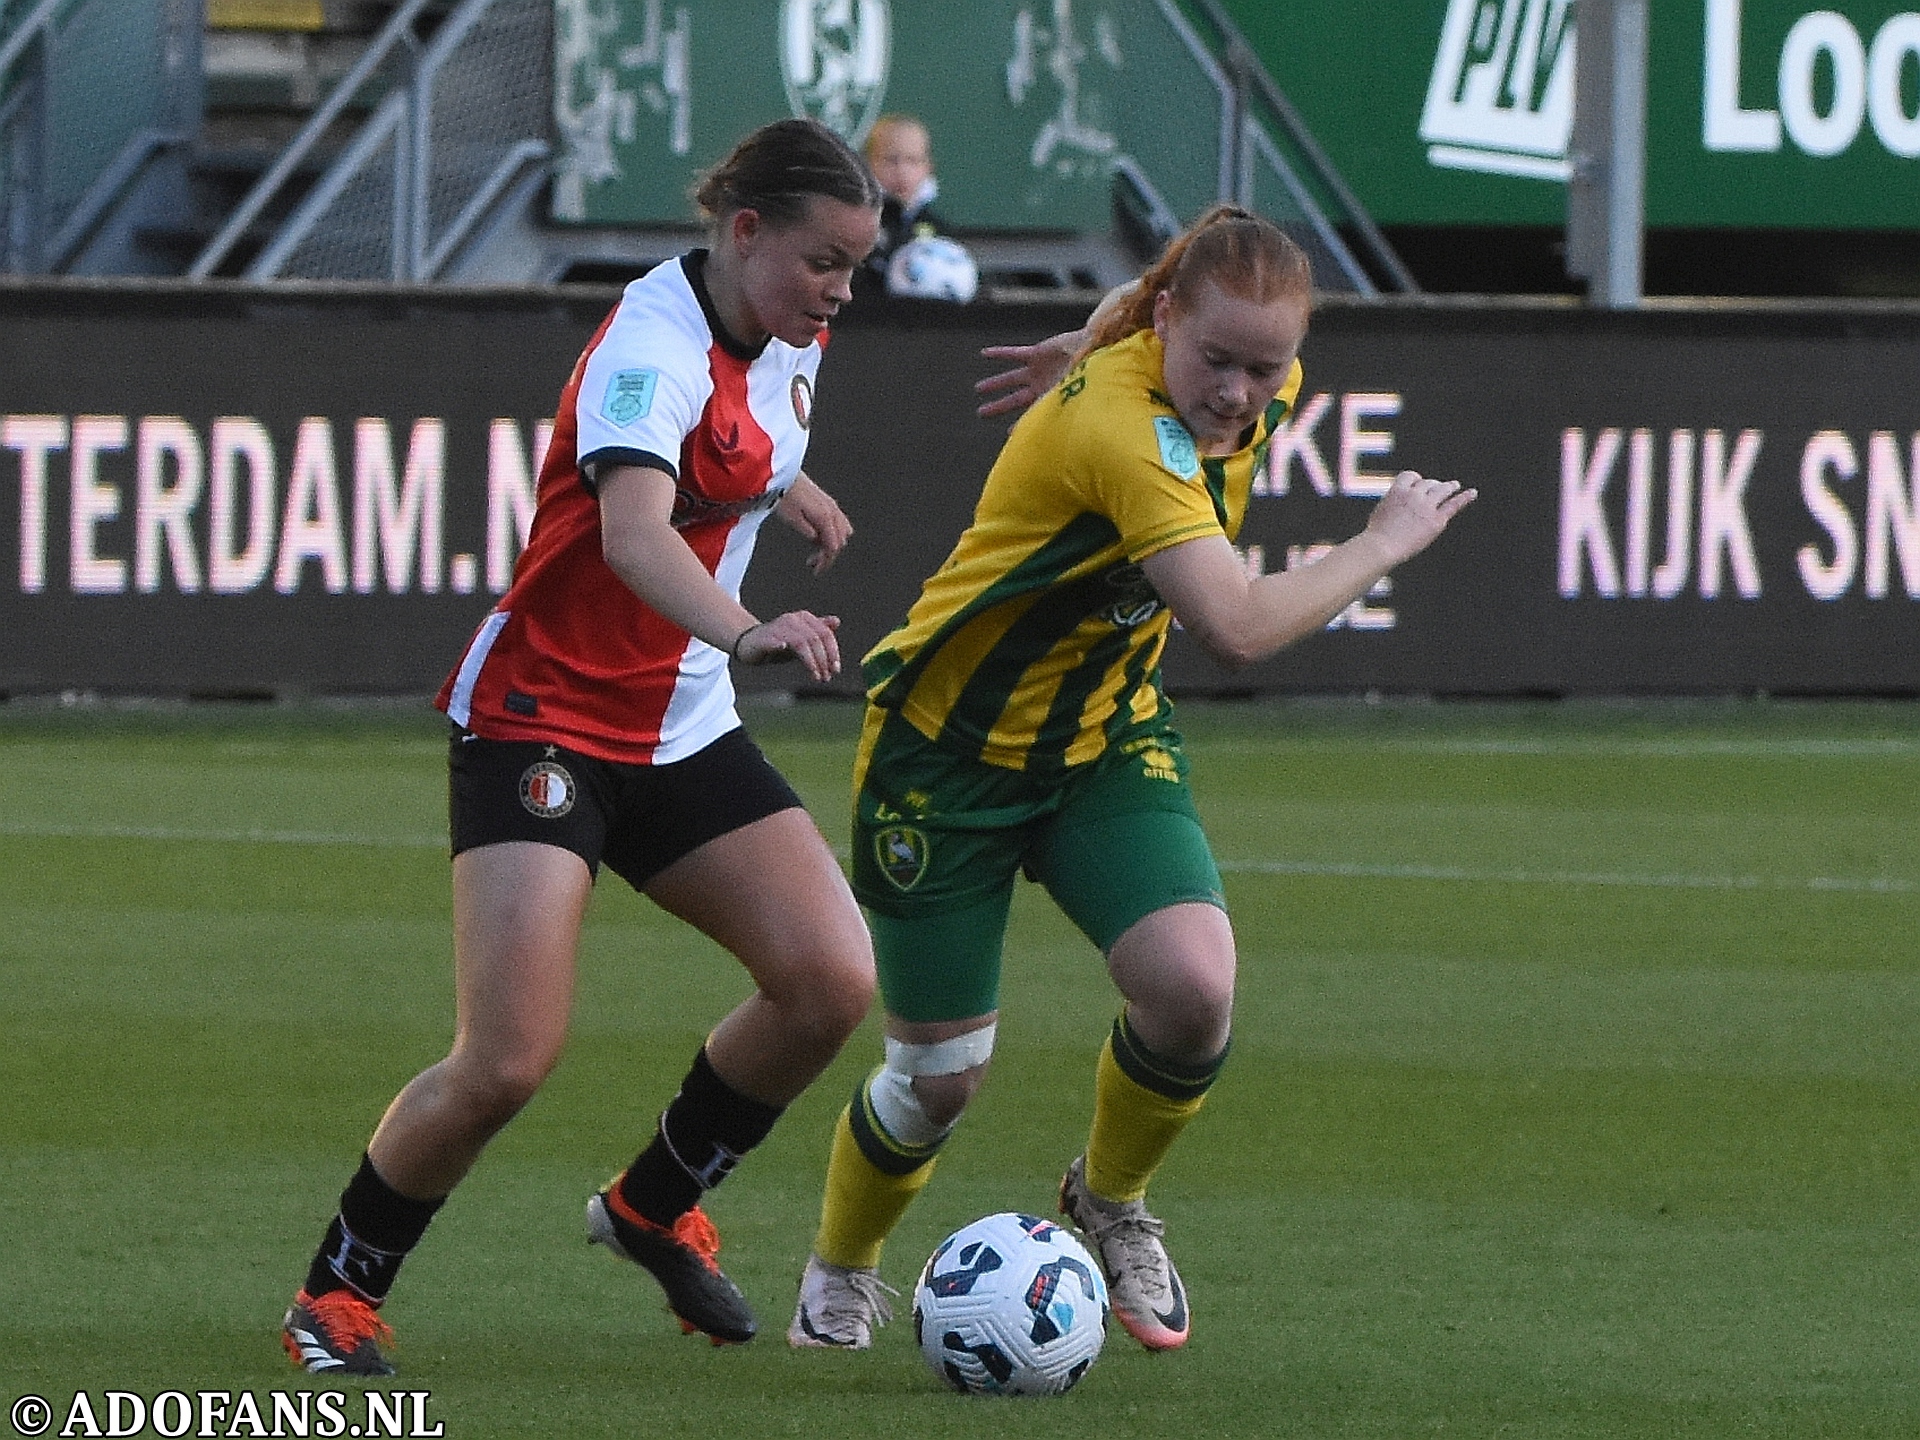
[867, 1065, 950, 1148]
[883, 1023, 997, 1077]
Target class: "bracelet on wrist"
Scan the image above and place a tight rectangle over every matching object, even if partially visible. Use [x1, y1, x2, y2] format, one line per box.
[729, 622, 759, 661]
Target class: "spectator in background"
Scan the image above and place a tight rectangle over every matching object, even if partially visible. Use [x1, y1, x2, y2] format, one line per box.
[863, 113, 978, 302]
[865, 114, 944, 272]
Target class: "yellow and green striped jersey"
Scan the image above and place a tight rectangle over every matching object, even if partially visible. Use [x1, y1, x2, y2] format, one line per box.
[863, 327, 1302, 774]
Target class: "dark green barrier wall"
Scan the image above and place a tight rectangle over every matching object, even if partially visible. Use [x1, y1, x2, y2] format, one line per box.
[549, 0, 1226, 229]
[550, 2, 1920, 233]
[1223, 0, 1920, 229]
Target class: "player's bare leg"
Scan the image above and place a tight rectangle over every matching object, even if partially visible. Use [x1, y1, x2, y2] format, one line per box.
[286, 842, 590, 1375]
[590, 807, 876, 1344]
[645, 807, 875, 1106]
[371, 842, 591, 1193]
[1106, 901, 1235, 1064]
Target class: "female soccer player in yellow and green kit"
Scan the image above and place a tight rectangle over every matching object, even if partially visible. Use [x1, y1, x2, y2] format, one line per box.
[786, 206, 1476, 1354]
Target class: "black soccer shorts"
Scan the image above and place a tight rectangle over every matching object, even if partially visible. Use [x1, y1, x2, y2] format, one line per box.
[448, 725, 803, 889]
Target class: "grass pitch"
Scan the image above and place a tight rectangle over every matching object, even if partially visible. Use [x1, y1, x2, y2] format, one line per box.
[3, 696, 1917, 1438]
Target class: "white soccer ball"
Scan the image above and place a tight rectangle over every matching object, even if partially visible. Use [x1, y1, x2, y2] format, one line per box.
[886, 234, 979, 303]
[912, 1211, 1108, 1396]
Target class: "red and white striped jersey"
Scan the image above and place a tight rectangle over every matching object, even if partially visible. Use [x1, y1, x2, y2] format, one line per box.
[438, 251, 824, 763]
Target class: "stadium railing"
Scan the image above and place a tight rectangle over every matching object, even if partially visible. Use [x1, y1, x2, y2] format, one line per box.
[187, 0, 548, 281]
[0, 0, 201, 275]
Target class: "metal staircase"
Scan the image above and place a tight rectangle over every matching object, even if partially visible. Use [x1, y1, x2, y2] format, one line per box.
[187, 0, 548, 279]
[1172, 0, 1417, 294]
[0, 0, 201, 274]
[2, 0, 1412, 291]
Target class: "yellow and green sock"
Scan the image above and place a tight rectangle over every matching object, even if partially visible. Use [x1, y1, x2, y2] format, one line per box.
[1084, 1011, 1227, 1203]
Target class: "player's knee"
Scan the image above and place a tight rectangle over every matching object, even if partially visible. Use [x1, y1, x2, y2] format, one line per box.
[1169, 982, 1235, 1053]
[826, 950, 879, 1036]
[447, 1048, 558, 1129]
[784, 953, 876, 1050]
[1116, 927, 1235, 1058]
[1131, 964, 1234, 1063]
[882, 1023, 996, 1130]
[788, 931, 878, 1034]
[1184, 962, 1236, 1030]
[910, 1065, 986, 1128]
[869, 1060, 984, 1143]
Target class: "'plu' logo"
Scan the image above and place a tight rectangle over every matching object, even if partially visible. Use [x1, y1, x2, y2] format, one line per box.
[1420, 0, 1575, 181]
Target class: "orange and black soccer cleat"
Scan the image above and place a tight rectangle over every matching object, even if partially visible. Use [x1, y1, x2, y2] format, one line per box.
[282, 1288, 397, 1375]
[587, 1186, 758, 1344]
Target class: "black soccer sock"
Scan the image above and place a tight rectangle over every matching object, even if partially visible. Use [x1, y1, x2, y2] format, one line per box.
[615, 1047, 785, 1228]
[302, 1153, 446, 1304]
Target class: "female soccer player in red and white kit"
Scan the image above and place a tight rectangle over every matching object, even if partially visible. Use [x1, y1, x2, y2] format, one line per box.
[281, 119, 883, 1374]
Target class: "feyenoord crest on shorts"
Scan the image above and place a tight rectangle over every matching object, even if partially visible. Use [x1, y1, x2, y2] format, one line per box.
[519, 760, 576, 818]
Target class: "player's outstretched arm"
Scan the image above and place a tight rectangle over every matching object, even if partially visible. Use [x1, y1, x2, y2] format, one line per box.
[1142, 470, 1475, 671]
[598, 464, 842, 680]
[975, 332, 1083, 417]
[974, 279, 1141, 417]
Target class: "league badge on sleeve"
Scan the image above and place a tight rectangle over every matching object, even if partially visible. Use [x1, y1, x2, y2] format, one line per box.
[1152, 416, 1200, 480]
[603, 368, 659, 426]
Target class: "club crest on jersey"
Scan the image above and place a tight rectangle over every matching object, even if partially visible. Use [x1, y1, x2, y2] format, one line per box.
[791, 372, 813, 429]
[874, 824, 928, 891]
[519, 760, 576, 818]
[1101, 562, 1163, 627]
[1153, 416, 1200, 480]
[604, 368, 659, 426]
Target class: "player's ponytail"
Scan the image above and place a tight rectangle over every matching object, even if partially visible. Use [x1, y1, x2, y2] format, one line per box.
[1084, 205, 1312, 355]
[695, 119, 884, 230]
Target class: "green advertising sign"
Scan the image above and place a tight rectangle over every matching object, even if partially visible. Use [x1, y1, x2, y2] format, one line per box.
[550, 0, 1235, 228]
[1224, 0, 1920, 229]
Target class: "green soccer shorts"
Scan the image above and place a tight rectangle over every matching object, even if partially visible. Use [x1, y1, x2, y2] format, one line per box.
[849, 705, 1226, 1023]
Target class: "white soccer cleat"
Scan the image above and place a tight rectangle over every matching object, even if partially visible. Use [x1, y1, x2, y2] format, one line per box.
[787, 1254, 898, 1349]
[1058, 1154, 1191, 1351]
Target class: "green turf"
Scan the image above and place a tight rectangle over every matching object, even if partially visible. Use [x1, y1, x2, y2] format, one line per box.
[3, 696, 1917, 1437]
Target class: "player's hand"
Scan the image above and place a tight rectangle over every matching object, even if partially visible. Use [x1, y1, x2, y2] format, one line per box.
[1364, 470, 1477, 566]
[776, 473, 853, 574]
[975, 330, 1084, 417]
[733, 611, 842, 682]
